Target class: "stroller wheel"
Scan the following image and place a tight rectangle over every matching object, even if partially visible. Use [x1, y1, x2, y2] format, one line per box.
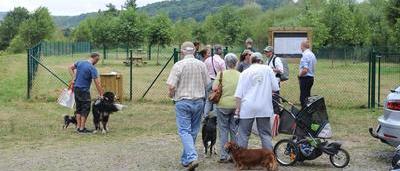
[274, 139, 299, 166]
[329, 148, 350, 168]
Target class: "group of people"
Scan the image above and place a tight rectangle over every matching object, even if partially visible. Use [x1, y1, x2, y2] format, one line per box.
[167, 39, 317, 170]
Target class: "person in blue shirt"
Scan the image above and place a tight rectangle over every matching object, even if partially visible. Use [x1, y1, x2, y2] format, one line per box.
[68, 52, 104, 133]
[298, 40, 317, 108]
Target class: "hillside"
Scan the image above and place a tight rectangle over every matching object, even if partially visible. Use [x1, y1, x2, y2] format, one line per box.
[139, 0, 292, 21]
[0, 12, 6, 20]
[0, 0, 292, 28]
[52, 13, 96, 29]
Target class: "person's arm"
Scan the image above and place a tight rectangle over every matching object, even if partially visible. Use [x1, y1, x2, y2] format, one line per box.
[273, 58, 284, 74]
[270, 69, 280, 92]
[166, 65, 180, 99]
[235, 97, 241, 115]
[68, 63, 76, 83]
[299, 56, 310, 77]
[168, 85, 175, 98]
[212, 72, 220, 91]
[94, 78, 104, 96]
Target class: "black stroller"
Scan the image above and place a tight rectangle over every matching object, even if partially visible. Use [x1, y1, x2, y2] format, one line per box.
[272, 94, 350, 168]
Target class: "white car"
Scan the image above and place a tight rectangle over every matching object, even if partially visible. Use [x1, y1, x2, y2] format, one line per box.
[370, 86, 400, 147]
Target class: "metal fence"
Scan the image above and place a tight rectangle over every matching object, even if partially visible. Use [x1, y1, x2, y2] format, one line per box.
[27, 43, 399, 108]
[27, 41, 179, 103]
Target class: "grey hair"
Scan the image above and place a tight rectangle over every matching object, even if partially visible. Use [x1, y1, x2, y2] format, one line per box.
[251, 52, 263, 64]
[182, 49, 195, 56]
[224, 53, 238, 69]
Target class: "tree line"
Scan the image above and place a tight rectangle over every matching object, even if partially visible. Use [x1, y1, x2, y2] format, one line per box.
[1, 0, 400, 54]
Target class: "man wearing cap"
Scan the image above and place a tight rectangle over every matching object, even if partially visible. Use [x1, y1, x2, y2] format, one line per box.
[234, 52, 280, 150]
[167, 41, 209, 170]
[264, 46, 284, 115]
[299, 40, 317, 108]
[68, 52, 104, 133]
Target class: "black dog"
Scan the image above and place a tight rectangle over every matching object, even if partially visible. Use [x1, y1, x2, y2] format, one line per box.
[202, 115, 217, 156]
[63, 115, 77, 129]
[92, 92, 120, 133]
[63, 92, 121, 133]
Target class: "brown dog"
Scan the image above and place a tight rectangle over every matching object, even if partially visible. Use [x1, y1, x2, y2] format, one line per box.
[224, 141, 278, 171]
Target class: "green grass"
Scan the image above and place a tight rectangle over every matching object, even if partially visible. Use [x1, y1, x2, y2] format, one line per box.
[0, 52, 398, 170]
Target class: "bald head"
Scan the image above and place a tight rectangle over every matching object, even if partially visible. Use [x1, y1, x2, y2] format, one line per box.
[301, 40, 310, 52]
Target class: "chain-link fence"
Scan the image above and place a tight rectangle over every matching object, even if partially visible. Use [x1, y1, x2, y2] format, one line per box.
[27, 41, 178, 103]
[228, 46, 399, 108]
[28, 43, 399, 107]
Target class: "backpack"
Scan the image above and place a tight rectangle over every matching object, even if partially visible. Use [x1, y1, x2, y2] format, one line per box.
[269, 56, 289, 82]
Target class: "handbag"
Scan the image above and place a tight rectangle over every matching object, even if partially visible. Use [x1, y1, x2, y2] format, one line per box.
[208, 71, 223, 103]
[57, 82, 75, 109]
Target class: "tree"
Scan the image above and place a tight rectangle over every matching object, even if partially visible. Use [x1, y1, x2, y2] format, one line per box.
[72, 18, 93, 42]
[124, 0, 137, 9]
[17, 7, 55, 48]
[105, 3, 119, 16]
[387, 0, 400, 26]
[0, 7, 29, 50]
[117, 7, 147, 49]
[172, 19, 196, 45]
[148, 14, 173, 65]
[91, 13, 119, 53]
[322, 0, 355, 47]
[214, 6, 243, 47]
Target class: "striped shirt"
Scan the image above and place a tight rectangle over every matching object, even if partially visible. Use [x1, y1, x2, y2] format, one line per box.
[167, 55, 210, 101]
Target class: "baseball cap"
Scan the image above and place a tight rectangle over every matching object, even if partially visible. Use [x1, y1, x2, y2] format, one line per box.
[181, 41, 195, 51]
[263, 46, 274, 52]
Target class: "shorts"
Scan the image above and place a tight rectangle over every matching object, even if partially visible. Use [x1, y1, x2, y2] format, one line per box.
[74, 88, 91, 117]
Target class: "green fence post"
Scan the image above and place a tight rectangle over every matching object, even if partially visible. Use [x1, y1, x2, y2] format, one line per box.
[129, 49, 133, 101]
[173, 48, 179, 63]
[27, 49, 31, 99]
[368, 50, 371, 109]
[371, 50, 376, 109]
[223, 46, 228, 56]
[377, 54, 381, 107]
[148, 44, 152, 60]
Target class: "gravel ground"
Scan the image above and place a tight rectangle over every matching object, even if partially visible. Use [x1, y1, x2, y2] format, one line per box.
[0, 133, 394, 171]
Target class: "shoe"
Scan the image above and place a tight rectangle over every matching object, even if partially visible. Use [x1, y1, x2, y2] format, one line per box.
[217, 159, 230, 163]
[78, 128, 93, 134]
[186, 160, 199, 171]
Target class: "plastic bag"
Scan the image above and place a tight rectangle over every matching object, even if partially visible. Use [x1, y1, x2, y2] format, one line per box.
[57, 88, 75, 109]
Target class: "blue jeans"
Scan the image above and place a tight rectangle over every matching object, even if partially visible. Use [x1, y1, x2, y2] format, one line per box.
[175, 99, 204, 166]
[204, 80, 215, 117]
[216, 108, 237, 160]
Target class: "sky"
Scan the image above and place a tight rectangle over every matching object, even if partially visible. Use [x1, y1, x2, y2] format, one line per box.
[0, 0, 166, 16]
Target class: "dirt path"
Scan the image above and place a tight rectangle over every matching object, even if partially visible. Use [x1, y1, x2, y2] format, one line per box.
[0, 133, 393, 171]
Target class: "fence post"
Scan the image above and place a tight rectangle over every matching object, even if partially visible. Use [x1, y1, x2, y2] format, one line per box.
[129, 49, 133, 101]
[148, 44, 152, 60]
[377, 54, 381, 107]
[173, 48, 179, 63]
[368, 50, 371, 109]
[223, 46, 228, 56]
[371, 50, 376, 109]
[27, 49, 31, 99]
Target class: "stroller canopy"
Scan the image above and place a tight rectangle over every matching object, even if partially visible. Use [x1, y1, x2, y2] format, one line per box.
[297, 96, 332, 138]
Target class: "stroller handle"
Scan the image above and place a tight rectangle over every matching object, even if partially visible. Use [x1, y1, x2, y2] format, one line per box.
[273, 93, 295, 106]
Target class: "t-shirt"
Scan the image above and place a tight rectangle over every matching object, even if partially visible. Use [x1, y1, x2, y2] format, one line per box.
[74, 60, 98, 91]
[213, 69, 241, 109]
[204, 55, 226, 80]
[236, 62, 250, 73]
[300, 49, 317, 77]
[267, 55, 284, 83]
[234, 64, 280, 119]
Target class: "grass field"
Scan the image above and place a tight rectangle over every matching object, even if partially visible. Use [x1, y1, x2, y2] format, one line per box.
[0, 52, 398, 170]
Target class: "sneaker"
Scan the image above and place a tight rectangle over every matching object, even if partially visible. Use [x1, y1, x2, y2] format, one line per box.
[186, 160, 199, 171]
[78, 128, 93, 134]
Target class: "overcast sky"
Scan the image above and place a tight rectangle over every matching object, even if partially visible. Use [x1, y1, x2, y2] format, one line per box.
[0, 0, 166, 16]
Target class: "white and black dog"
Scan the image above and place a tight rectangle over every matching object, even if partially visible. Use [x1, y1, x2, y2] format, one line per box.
[63, 92, 123, 133]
